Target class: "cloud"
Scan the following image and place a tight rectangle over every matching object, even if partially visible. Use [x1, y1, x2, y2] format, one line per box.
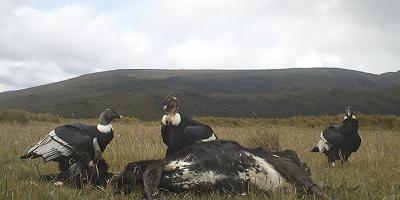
[0, 1, 155, 91]
[146, 0, 400, 72]
[0, 0, 399, 91]
[0, 59, 72, 89]
[0, 3, 154, 71]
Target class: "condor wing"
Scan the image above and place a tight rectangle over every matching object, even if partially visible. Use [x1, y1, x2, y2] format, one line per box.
[322, 127, 343, 147]
[183, 125, 217, 143]
[54, 125, 95, 152]
[21, 125, 92, 162]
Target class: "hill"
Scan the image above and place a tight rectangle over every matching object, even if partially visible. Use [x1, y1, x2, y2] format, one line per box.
[0, 68, 399, 120]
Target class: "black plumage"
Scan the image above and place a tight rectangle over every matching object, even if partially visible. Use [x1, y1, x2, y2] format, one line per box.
[160, 95, 218, 156]
[21, 109, 122, 184]
[311, 107, 361, 166]
[161, 113, 216, 156]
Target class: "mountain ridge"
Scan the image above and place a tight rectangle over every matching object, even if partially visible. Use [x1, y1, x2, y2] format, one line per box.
[0, 68, 399, 120]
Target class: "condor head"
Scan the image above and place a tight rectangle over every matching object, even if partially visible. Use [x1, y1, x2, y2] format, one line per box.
[161, 94, 181, 126]
[344, 106, 356, 120]
[343, 106, 359, 127]
[161, 93, 179, 115]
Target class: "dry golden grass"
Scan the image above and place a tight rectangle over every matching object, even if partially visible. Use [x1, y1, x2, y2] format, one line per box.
[1, 118, 399, 200]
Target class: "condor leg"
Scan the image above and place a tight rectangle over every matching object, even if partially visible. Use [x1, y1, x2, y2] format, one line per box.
[325, 150, 336, 166]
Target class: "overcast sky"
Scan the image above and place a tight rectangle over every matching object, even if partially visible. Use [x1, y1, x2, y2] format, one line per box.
[0, 0, 399, 92]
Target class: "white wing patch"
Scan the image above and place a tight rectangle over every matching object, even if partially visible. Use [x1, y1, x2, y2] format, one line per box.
[317, 131, 331, 153]
[26, 130, 73, 162]
[238, 152, 290, 191]
[201, 134, 217, 142]
[97, 124, 113, 133]
[92, 138, 102, 160]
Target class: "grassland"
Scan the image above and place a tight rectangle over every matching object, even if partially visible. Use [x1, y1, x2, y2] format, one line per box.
[1, 114, 400, 199]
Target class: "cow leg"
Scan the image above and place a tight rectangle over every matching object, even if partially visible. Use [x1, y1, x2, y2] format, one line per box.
[269, 158, 331, 199]
[142, 160, 166, 200]
[247, 147, 311, 175]
[248, 147, 301, 164]
[271, 158, 315, 189]
[248, 147, 330, 199]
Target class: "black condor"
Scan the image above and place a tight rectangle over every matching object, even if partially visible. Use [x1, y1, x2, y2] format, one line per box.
[311, 106, 361, 166]
[113, 140, 331, 200]
[160, 94, 218, 156]
[21, 109, 122, 186]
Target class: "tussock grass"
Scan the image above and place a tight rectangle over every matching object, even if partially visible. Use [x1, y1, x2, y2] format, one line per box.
[0, 114, 399, 199]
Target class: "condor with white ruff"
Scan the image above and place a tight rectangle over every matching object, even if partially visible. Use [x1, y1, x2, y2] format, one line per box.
[21, 109, 122, 185]
[311, 106, 361, 166]
[113, 140, 331, 200]
[161, 94, 218, 156]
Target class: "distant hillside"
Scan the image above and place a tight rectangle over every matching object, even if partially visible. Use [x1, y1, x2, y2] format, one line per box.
[0, 68, 399, 120]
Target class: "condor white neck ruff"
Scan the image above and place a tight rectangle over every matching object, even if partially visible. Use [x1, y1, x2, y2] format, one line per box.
[97, 124, 113, 133]
[344, 115, 357, 120]
[162, 113, 181, 126]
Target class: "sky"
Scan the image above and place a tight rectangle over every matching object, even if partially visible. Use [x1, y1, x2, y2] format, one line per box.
[0, 0, 399, 92]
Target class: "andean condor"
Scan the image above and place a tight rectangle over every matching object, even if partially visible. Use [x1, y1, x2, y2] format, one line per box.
[112, 140, 331, 200]
[21, 109, 122, 185]
[160, 94, 218, 156]
[311, 106, 361, 166]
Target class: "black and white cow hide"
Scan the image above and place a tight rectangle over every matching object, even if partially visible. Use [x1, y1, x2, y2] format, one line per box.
[113, 140, 330, 200]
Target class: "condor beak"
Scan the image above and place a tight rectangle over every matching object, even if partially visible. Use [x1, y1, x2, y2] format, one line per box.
[162, 105, 168, 113]
[115, 112, 123, 119]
